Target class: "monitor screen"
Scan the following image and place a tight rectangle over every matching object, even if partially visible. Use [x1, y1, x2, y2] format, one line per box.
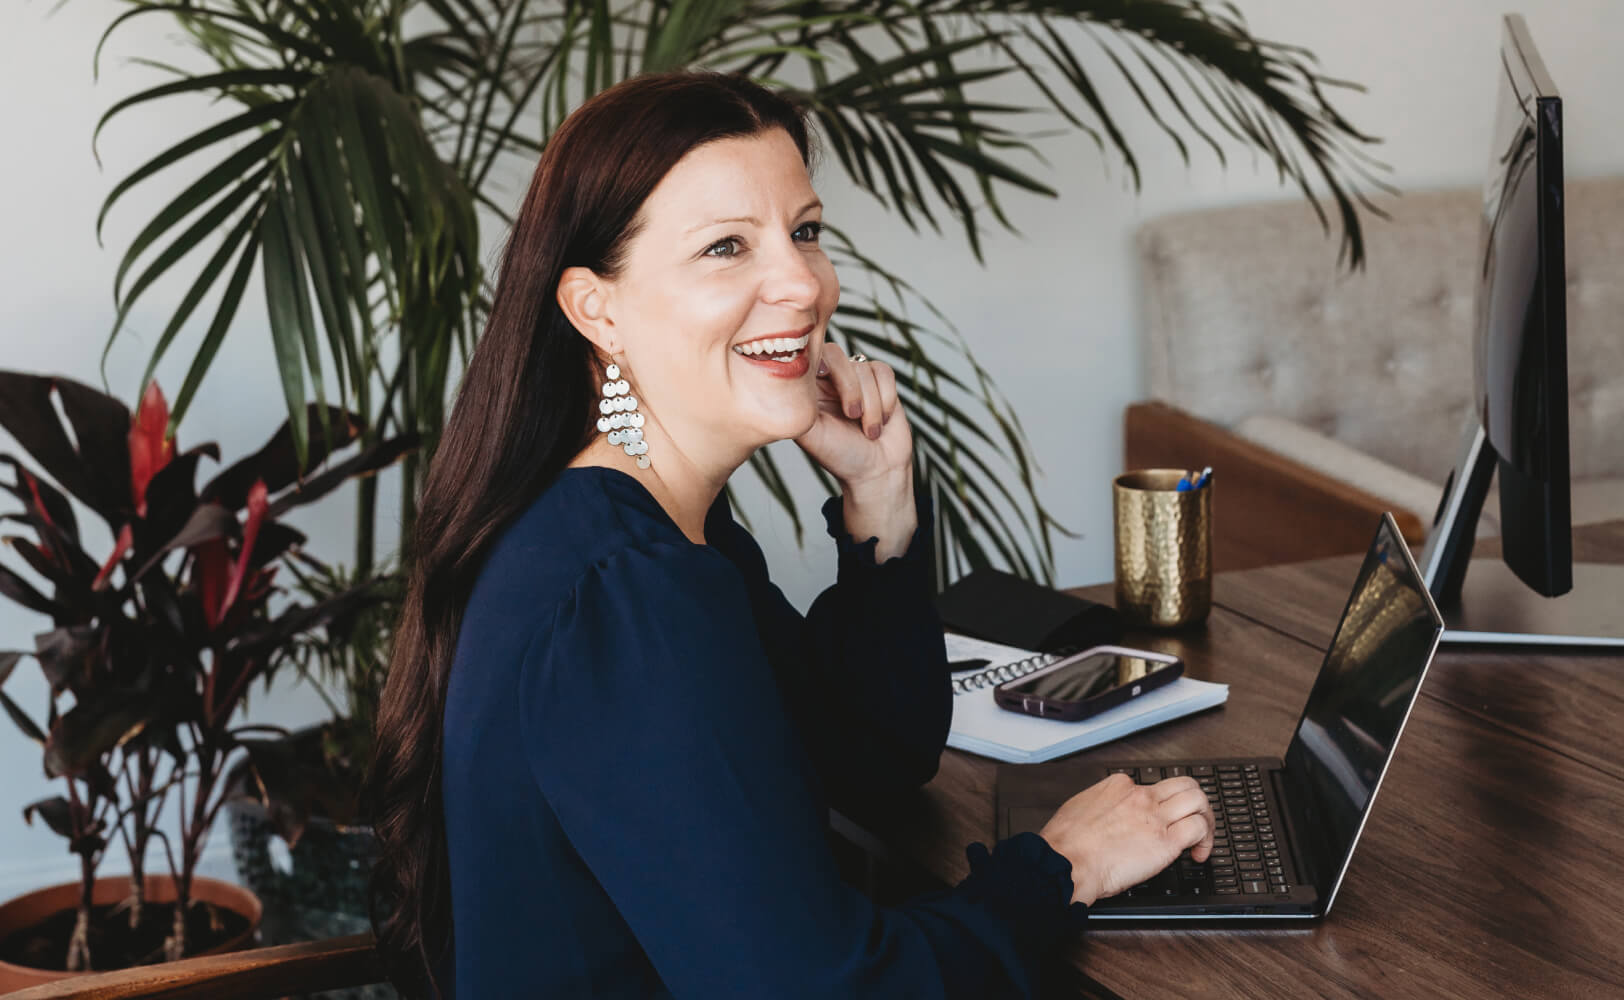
[1471, 15, 1571, 594]
[1475, 65, 1546, 477]
[1283, 515, 1444, 897]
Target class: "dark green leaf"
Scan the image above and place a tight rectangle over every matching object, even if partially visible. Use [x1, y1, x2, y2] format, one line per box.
[259, 187, 313, 470]
[127, 171, 269, 411]
[273, 180, 331, 443]
[286, 152, 356, 407]
[246, 522, 307, 572]
[820, 34, 1000, 101]
[1026, 17, 1140, 187]
[909, 130, 1054, 196]
[236, 733, 359, 844]
[3, 537, 78, 598]
[229, 581, 389, 660]
[44, 695, 152, 778]
[108, 129, 280, 305]
[0, 455, 79, 546]
[93, 68, 309, 159]
[468, 20, 564, 189]
[744, 445, 804, 545]
[169, 228, 265, 429]
[137, 574, 187, 643]
[293, 102, 369, 329]
[266, 432, 419, 518]
[329, 67, 406, 300]
[0, 563, 60, 619]
[94, 3, 328, 77]
[97, 100, 294, 237]
[51, 377, 135, 519]
[33, 625, 101, 695]
[200, 405, 360, 509]
[131, 503, 236, 583]
[22, 797, 74, 839]
[0, 374, 101, 520]
[645, 0, 744, 73]
[0, 689, 46, 745]
[0, 651, 25, 688]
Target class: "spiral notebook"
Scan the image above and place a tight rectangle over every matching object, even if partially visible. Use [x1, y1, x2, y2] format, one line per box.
[945, 633, 1229, 764]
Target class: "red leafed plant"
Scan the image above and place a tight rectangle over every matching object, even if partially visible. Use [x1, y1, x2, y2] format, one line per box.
[0, 371, 414, 970]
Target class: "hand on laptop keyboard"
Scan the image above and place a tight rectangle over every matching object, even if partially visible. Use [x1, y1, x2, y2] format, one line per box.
[1036, 772, 1216, 906]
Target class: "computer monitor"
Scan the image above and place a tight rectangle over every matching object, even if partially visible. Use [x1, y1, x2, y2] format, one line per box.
[1417, 14, 1624, 648]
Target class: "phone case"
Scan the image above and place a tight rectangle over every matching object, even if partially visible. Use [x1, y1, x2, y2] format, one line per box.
[992, 644, 1184, 722]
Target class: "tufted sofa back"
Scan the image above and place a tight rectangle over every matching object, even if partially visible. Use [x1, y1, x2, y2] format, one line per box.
[1137, 177, 1624, 482]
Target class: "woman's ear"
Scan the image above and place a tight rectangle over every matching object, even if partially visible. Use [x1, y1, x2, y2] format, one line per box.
[557, 266, 618, 355]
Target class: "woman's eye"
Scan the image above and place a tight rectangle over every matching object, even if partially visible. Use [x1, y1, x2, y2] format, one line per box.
[704, 223, 821, 259]
[704, 237, 741, 258]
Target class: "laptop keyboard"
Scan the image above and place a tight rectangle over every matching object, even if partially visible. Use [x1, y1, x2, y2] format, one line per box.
[1109, 763, 1294, 898]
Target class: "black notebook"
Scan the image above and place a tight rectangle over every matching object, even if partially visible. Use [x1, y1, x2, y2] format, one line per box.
[935, 568, 1123, 653]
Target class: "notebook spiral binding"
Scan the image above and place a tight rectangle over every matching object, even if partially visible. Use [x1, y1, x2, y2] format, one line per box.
[950, 645, 1081, 695]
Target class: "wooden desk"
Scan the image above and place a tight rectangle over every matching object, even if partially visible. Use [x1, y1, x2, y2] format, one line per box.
[856, 520, 1624, 998]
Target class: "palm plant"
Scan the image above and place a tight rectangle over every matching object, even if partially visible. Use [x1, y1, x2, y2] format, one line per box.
[92, 0, 1382, 590]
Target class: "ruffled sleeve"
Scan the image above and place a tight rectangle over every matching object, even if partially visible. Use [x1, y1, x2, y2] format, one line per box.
[792, 490, 952, 799]
[961, 833, 1092, 944]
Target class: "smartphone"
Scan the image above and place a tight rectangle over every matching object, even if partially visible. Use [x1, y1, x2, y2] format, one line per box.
[993, 645, 1184, 722]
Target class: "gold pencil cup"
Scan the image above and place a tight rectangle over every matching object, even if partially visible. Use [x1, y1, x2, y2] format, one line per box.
[1112, 469, 1213, 629]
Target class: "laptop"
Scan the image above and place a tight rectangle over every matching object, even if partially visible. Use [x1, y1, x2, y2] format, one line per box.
[996, 512, 1445, 920]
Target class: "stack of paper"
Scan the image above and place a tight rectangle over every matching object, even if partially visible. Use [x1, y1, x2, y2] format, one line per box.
[945, 634, 1229, 765]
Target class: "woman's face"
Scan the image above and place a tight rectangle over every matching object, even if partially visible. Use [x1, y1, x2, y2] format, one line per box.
[600, 128, 839, 464]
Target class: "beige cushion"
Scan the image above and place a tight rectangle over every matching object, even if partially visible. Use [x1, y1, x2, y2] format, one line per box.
[1233, 414, 1494, 536]
[1234, 414, 1624, 535]
[1138, 177, 1624, 484]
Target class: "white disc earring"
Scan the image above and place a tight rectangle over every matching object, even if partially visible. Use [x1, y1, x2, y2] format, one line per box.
[600, 362, 650, 469]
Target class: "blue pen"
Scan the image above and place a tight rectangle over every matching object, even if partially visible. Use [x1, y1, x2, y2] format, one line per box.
[1176, 476, 1192, 492]
[1195, 466, 1213, 489]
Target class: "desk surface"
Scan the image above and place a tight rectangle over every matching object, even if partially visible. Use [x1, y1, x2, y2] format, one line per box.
[862, 520, 1624, 998]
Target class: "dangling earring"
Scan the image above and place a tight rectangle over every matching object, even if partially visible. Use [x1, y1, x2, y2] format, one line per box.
[595, 362, 649, 469]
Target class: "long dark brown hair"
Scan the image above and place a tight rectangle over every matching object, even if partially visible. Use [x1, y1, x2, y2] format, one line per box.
[366, 71, 815, 997]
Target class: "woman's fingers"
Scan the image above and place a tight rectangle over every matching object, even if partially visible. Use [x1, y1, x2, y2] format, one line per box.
[818, 347, 897, 440]
[1151, 775, 1201, 803]
[1157, 784, 1215, 861]
[818, 348, 864, 419]
[873, 360, 899, 426]
[856, 362, 883, 439]
[1166, 812, 1215, 862]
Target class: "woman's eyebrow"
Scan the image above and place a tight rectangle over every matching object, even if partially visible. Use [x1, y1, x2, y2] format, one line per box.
[684, 198, 823, 235]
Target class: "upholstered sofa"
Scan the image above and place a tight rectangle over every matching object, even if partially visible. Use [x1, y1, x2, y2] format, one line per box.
[1126, 176, 1624, 572]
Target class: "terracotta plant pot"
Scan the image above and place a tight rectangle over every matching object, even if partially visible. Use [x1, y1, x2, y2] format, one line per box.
[0, 874, 263, 993]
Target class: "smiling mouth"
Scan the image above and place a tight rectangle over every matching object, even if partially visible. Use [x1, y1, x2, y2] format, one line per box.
[732, 331, 812, 363]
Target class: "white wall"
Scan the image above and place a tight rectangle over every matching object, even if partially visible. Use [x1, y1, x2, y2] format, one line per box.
[4, 0, 1623, 896]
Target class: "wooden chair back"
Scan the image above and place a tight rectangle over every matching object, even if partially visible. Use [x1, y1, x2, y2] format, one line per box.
[4, 933, 385, 1000]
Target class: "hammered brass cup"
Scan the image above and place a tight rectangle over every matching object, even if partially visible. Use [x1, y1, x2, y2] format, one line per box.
[1113, 469, 1213, 629]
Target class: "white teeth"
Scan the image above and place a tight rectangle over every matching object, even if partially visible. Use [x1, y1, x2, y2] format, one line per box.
[733, 332, 811, 356]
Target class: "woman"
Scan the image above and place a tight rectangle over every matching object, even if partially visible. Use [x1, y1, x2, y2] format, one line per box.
[369, 70, 1214, 999]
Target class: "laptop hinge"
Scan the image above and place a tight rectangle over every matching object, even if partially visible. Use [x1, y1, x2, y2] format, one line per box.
[1270, 766, 1319, 893]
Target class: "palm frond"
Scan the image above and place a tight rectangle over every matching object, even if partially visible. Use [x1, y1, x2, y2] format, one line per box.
[698, 0, 1383, 266]
[91, 0, 1383, 584]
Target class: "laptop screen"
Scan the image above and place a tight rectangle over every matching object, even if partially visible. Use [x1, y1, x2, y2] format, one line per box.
[1282, 513, 1445, 903]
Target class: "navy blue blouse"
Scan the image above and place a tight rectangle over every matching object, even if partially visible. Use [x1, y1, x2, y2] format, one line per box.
[440, 465, 1085, 998]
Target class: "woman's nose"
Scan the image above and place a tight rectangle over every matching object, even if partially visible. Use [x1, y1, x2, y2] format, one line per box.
[761, 239, 824, 307]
